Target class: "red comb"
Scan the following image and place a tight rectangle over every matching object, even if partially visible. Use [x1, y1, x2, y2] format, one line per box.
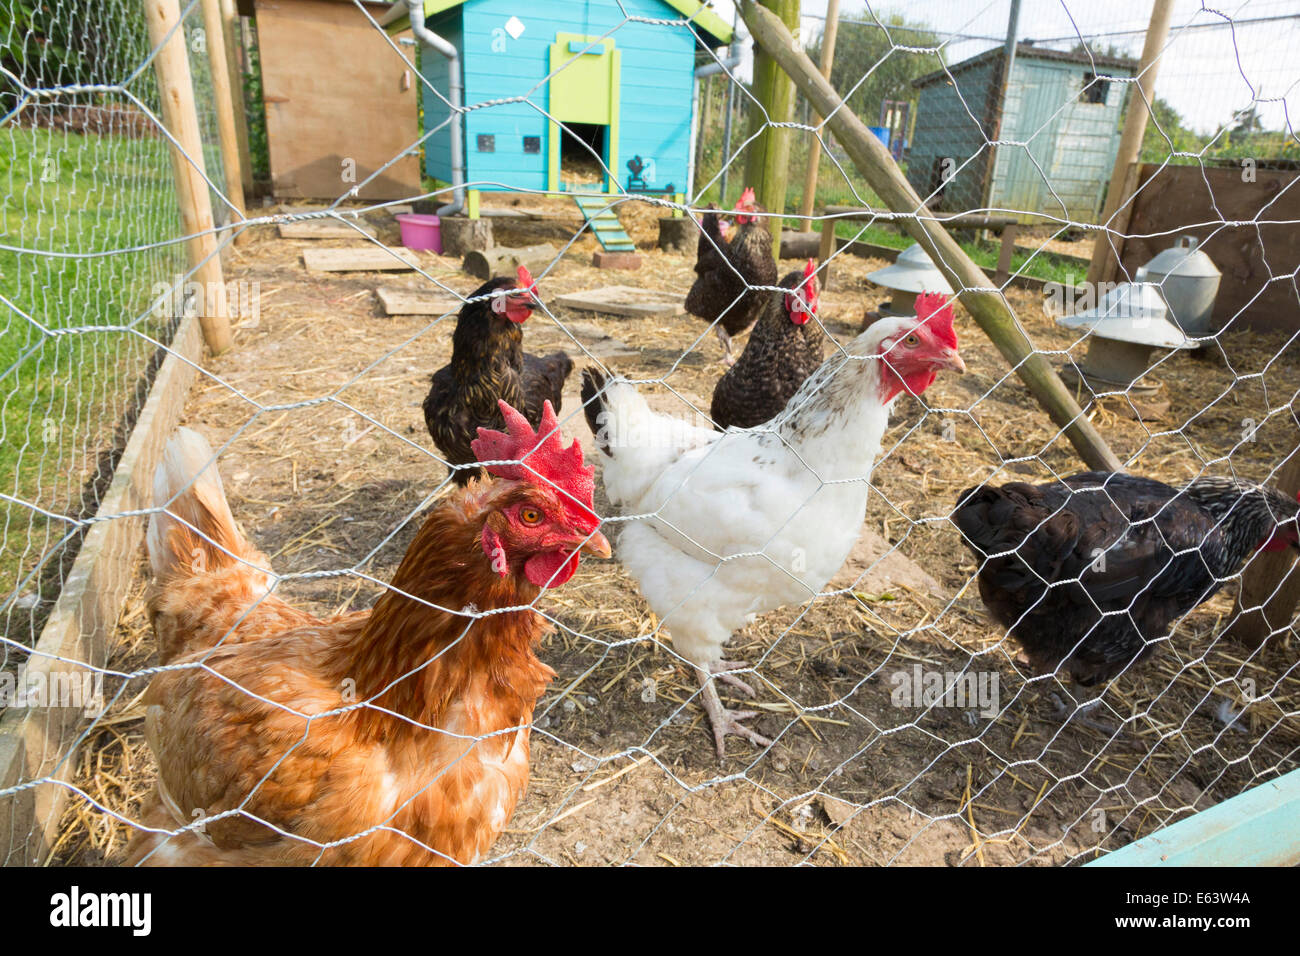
[470, 400, 597, 532]
[516, 265, 535, 292]
[800, 259, 819, 311]
[736, 187, 756, 209]
[915, 292, 958, 348]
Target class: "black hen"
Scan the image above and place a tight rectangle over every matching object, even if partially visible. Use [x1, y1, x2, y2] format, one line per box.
[423, 269, 574, 486]
[954, 472, 1300, 686]
[710, 260, 824, 430]
[684, 188, 779, 364]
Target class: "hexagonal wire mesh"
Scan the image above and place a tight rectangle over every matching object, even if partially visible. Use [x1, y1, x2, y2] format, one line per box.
[2, 0, 1299, 866]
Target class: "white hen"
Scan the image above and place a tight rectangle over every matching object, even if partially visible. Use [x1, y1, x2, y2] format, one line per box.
[581, 293, 965, 757]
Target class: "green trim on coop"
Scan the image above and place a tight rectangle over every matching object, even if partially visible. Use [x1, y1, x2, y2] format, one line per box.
[1087, 766, 1300, 867]
[547, 34, 621, 195]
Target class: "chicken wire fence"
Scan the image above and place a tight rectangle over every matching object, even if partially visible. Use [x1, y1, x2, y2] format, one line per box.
[1, 1, 230, 665]
[0, 0, 1297, 866]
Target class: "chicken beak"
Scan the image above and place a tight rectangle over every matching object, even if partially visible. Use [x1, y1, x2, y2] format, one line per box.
[579, 530, 612, 559]
[935, 349, 966, 373]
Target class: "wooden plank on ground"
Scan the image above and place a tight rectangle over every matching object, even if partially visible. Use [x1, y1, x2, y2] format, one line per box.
[279, 220, 377, 240]
[554, 285, 684, 318]
[302, 246, 419, 272]
[0, 312, 205, 865]
[375, 286, 464, 316]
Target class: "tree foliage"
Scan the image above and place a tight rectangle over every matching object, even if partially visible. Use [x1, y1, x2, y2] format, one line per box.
[800, 13, 944, 126]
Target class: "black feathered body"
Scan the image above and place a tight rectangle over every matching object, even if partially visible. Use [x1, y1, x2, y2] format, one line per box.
[685, 212, 778, 339]
[710, 270, 824, 430]
[423, 277, 573, 485]
[954, 472, 1299, 685]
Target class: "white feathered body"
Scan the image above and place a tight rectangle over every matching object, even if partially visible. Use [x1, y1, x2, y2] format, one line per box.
[595, 329, 899, 667]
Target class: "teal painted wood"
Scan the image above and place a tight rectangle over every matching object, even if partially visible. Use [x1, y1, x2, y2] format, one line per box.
[572, 194, 635, 250]
[908, 49, 1134, 221]
[990, 56, 1133, 221]
[422, 0, 701, 194]
[1088, 767, 1300, 867]
[905, 57, 997, 214]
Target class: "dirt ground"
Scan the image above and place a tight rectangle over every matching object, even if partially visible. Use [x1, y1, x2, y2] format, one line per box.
[50, 193, 1300, 867]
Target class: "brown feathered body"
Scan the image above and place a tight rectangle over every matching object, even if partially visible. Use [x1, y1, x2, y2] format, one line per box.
[684, 208, 778, 342]
[710, 269, 824, 430]
[424, 276, 573, 486]
[129, 433, 563, 866]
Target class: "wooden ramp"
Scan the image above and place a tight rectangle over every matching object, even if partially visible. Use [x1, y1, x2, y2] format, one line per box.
[571, 194, 636, 253]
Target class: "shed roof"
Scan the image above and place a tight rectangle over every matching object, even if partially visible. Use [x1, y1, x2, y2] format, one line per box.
[387, 0, 732, 48]
[913, 43, 1137, 90]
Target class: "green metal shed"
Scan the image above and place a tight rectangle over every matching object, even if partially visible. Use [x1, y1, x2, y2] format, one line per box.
[908, 44, 1137, 222]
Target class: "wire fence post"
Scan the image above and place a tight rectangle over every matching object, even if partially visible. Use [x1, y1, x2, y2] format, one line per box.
[143, 0, 233, 354]
[1086, 0, 1176, 286]
[797, 0, 838, 231]
[744, 0, 799, 259]
[201, 0, 249, 245]
[218, 0, 256, 199]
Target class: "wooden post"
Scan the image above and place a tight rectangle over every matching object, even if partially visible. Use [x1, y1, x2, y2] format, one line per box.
[144, 0, 233, 354]
[1225, 450, 1300, 650]
[739, 0, 1122, 473]
[200, 0, 248, 246]
[218, 0, 254, 199]
[1086, 0, 1175, 286]
[695, 73, 712, 182]
[744, 0, 800, 261]
[798, 0, 838, 231]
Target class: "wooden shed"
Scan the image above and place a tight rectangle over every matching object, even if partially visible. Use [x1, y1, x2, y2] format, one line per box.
[390, 0, 731, 198]
[908, 44, 1136, 221]
[244, 0, 422, 200]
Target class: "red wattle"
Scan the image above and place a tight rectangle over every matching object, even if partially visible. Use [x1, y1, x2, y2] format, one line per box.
[524, 550, 579, 588]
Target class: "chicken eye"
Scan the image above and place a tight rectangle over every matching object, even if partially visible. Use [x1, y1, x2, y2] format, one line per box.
[904, 333, 920, 347]
[519, 507, 543, 526]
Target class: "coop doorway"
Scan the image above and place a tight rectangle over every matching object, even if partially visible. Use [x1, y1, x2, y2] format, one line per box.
[559, 122, 609, 192]
[547, 34, 621, 194]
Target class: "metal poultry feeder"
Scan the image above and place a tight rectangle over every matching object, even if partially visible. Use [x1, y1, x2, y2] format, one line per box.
[866, 242, 954, 315]
[1135, 235, 1222, 337]
[1057, 282, 1193, 392]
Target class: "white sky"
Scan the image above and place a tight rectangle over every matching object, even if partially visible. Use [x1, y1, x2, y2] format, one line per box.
[707, 0, 1300, 138]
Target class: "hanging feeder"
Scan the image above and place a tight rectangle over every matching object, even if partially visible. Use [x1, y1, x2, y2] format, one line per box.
[1135, 235, 1222, 337]
[865, 242, 954, 315]
[1057, 282, 1192, 393]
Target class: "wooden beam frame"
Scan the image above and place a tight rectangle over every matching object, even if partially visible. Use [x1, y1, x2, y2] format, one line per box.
[740, 0, 1121, 472]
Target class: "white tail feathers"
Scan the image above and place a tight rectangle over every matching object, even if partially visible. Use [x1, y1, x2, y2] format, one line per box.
[147, 427, 262, 583]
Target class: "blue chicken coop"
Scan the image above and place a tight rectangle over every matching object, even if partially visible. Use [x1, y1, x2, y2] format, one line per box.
[387, 0, 732, 205]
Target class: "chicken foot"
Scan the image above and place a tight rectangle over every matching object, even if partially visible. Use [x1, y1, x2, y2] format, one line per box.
[696, 662, 773, 759]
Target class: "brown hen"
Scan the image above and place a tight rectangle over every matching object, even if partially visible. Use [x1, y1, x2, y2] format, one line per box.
[128, 405, 608, 866]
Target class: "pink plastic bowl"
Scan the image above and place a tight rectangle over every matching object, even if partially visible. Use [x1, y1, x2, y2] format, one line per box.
[395, 213, 442, 253]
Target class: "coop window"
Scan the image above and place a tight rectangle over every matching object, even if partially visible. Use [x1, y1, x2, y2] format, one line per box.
[477, 134, 495, 153]
[523, 135, 541, 154]
[1080, 73, 1109, 105]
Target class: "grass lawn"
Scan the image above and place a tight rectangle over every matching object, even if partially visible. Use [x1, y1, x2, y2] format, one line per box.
[1, 123, 184, 632]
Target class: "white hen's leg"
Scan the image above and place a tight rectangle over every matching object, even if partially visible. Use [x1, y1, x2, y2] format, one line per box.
[697, 664, 772, 759]
[710, 659, 757, 698]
